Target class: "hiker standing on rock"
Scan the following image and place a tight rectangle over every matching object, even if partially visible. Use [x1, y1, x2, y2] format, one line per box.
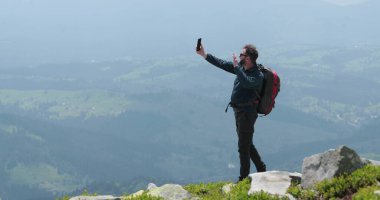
[196, 42, 266, 182]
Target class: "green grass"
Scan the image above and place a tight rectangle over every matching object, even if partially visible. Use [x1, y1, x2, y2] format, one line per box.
[122, 193, 164, 200]
[184, 181, 230, 200]
[185, 178, 288, 200]
[353, 185, 380, 200]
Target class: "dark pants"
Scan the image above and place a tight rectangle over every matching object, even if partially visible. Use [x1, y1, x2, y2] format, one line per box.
[234, 108, 266, 181]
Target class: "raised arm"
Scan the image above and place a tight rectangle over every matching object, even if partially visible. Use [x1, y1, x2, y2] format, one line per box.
[196, 43, 235, 74]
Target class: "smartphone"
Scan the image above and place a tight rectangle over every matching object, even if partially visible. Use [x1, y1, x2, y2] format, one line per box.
[196, 38, 202, 51]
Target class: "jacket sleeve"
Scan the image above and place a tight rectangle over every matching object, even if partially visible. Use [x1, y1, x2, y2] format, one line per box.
[205, 54, 236, 74]
[234, 67, 263, 90]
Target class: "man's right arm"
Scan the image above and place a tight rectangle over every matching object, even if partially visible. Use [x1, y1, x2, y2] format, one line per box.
[196, 43, 235, 74]
[205, 54, 236, 74]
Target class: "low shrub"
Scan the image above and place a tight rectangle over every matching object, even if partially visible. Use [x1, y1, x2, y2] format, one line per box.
[352, 185, 380, 200]
[288, 165, 380, 200]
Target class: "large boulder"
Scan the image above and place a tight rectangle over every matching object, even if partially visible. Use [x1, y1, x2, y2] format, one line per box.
[147, 184, 193, 200]
[301, 145, 365, 188]
[248, 171, 301, 197]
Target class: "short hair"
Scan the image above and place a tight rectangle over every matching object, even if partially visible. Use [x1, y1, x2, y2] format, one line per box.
[243, 44, 258, 63]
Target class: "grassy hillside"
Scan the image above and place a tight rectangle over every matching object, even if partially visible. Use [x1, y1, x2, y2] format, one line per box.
[0, 89, 129, 119]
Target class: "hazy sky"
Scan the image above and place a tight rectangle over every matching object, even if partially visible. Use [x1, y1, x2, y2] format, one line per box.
[0, 0, 379, 67]
[321, 0, 370, 6]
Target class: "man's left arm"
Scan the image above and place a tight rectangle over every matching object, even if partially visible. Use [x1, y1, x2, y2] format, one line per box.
[234, 67, 263, 90]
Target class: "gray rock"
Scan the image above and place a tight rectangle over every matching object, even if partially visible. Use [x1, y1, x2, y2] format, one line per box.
[248, 171, 302, 196]
[222, 183, 236, 194]
[148, 184, 192, 200]
[286, 194, 297, 200]
[301, 145, 365, 188]
[69, 196, 121, 200]
[147, 183, 158, 191]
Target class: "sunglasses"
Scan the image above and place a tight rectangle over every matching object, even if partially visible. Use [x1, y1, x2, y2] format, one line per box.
[239, 53, 248, 57]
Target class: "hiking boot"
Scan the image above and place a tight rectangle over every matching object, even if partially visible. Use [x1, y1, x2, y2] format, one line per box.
[256, 163, 266, 172]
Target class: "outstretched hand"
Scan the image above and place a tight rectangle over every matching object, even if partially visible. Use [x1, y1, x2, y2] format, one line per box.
[196, 44, 207, 59]
[233, 53, 238, 68]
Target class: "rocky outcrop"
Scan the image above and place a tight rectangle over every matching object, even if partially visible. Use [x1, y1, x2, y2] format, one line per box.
[68, 145, 379, 200]
[147, 184, 193, 200]
[301, 145, 365, 188]
[248, 171, 301, 197]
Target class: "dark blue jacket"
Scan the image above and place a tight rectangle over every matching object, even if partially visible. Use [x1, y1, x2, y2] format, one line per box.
[206, 53, 263, 112]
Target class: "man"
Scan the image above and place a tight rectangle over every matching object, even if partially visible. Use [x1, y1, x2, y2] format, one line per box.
[196, 43, 266, 181]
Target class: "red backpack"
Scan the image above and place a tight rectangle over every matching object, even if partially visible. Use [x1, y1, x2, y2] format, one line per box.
[256, 64, 281, 115]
